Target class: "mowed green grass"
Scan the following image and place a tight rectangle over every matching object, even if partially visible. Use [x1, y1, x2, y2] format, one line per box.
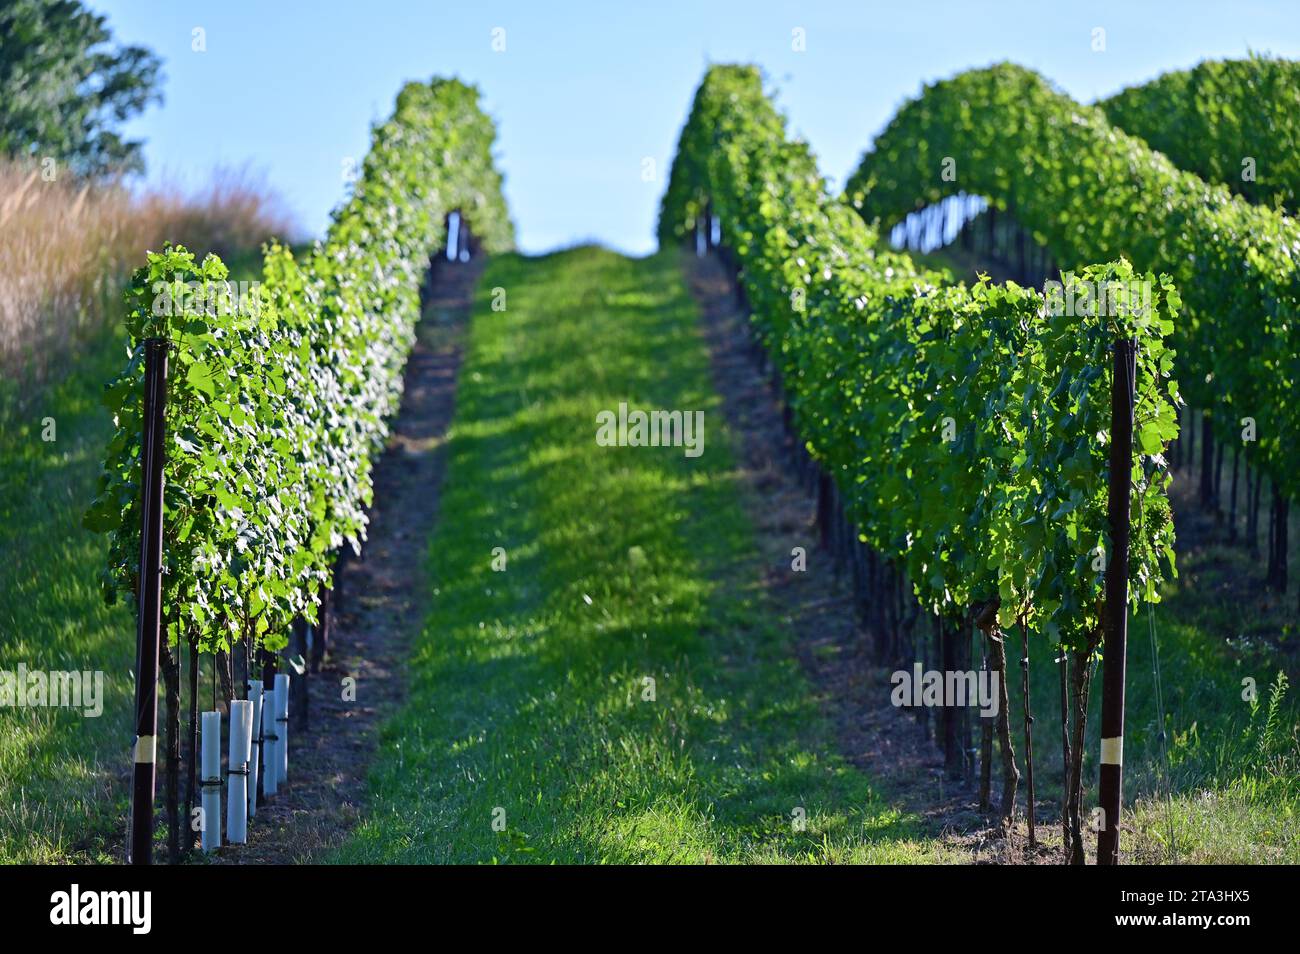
[1000, 597, 1299, 864]
[333, 247, 953, 864]
[1055, 559, 1298, 864]
[0, 327, 135, 863]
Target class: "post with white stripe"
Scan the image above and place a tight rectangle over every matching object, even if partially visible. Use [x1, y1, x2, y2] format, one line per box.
[1097, 337, 1136, 865]
[129, 338, 168, 865]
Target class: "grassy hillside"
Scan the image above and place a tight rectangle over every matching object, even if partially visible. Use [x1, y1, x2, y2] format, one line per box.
[333, 247, 952, 864]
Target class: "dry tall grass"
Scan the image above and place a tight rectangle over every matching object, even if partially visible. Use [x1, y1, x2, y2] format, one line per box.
[0, 162, 296, 383]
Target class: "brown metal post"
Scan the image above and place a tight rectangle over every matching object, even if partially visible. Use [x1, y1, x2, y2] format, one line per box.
[1021, 625, 1036, 846]
[130, 339, 168, 864]
[1097, 338, 1136, 865]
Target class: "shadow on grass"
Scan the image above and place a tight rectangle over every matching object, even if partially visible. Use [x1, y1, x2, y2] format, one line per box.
[334, 248, 951, 864]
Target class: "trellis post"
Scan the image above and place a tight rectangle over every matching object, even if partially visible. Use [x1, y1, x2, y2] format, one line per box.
[129, 339, 168, 865]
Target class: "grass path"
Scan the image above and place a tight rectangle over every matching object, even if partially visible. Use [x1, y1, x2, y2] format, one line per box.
[333, 247, 952, 863]
[0, 327, 135, 863]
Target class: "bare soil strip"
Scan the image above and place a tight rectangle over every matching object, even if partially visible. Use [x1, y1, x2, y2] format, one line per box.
[213, 256, 481, 864]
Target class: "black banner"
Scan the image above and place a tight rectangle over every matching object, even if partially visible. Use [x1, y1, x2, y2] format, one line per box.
[0, 863, 1273, 940]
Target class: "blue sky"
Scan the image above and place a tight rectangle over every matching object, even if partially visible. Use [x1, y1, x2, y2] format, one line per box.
[97, 0, 1300, 255]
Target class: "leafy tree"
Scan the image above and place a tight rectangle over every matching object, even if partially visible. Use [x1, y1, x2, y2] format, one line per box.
[0, 0, 162, 176]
